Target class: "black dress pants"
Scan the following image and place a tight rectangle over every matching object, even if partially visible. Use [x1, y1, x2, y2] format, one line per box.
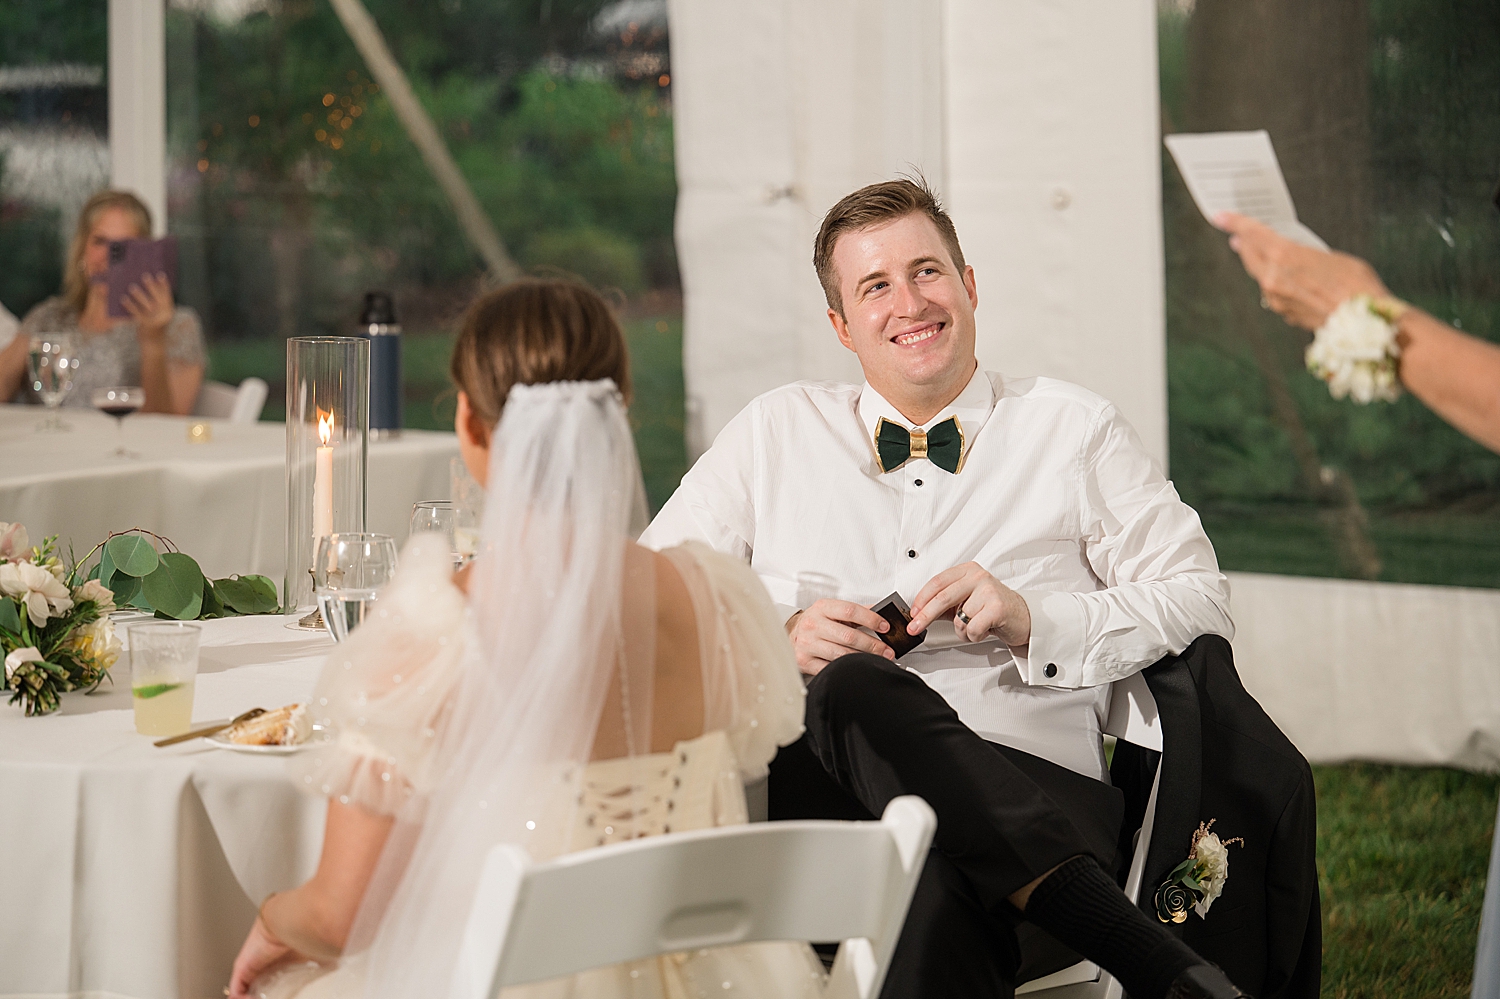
[769, 653, 1125, 998]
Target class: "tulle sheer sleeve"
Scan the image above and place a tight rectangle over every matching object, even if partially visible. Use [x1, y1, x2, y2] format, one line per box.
[662, 541, 804, 781]
[290, 535, 468, 815]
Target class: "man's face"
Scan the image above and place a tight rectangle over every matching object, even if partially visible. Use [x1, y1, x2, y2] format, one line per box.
[827, 213, 978, 412]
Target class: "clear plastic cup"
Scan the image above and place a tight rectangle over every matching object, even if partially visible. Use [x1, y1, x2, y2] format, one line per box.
[129, 622, 202, 736]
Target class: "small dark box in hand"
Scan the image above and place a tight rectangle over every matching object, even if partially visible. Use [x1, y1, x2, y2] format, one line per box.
[872, 592, 925, 659]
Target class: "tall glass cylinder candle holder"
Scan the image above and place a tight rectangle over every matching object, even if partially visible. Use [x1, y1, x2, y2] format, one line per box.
[286, 337, 370, 612]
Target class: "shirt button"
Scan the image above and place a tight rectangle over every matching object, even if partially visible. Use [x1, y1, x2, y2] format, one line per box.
[907, 549, 917, 558]
[914, 479, 924, 487]
[1044, 663, 1058, 679]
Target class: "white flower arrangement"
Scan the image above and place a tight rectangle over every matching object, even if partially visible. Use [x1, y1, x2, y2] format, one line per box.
[1305, 295, 1405, 404]
[1154, 819, 1244, 923]
[0, 524, 121, 716]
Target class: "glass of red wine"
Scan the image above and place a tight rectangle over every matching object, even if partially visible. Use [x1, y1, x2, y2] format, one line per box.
[92, 386, 146, 458]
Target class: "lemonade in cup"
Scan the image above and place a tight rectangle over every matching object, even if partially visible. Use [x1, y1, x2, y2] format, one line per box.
[129, 622, 202, 736]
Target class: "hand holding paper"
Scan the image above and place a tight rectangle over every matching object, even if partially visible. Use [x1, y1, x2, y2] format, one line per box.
[1164, 130, 1328, 250]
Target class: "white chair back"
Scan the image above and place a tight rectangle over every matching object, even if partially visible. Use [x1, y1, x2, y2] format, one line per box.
[451, 795, 937, 999]
[1016, 674, 1164, 999]
[193, 377, 268, 423]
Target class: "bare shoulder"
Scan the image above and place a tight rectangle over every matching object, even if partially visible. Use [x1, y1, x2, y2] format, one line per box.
[646, 544, 692, 613]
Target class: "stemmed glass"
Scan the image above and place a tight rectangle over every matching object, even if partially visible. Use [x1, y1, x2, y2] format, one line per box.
[92, 386, 146, 458]
[448, 456, 485, 562]
[27, 334, 78, 431]
[409, 500, 478, 569]
[313, 532, 398, 642]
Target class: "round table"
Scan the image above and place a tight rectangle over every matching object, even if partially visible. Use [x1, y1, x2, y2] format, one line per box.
[0, 405, 459, 583]
[0, 614, 333, 999]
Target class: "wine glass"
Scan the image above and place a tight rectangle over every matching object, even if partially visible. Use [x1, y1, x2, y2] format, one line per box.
[92, 386, 146, 458]
[313, 532, 398, 642]
[27, 334, 78, 431]
[410, 499, 480, 568]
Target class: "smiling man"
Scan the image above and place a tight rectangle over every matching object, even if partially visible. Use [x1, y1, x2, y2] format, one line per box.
[641, 179, 1244, 999]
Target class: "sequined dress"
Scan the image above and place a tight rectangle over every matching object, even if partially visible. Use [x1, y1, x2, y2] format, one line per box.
[257, 540, 824, 999]
[16, 296, 206, 406]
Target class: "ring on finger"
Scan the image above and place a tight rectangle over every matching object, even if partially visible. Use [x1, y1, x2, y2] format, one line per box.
[954, 607, 972, 627]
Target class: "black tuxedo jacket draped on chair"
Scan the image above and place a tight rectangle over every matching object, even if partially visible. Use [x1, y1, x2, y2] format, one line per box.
[1110, 635, 1321, 999]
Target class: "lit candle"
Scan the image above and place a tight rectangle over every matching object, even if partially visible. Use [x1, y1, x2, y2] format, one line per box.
[314, 409, 335, 541]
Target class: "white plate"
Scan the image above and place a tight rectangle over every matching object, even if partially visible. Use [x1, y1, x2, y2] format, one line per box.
[203, 718, 323, 754]
[205, 731, 312, 754]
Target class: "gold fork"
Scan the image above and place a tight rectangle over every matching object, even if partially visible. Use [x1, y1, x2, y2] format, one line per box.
[154, 707, 266, 747]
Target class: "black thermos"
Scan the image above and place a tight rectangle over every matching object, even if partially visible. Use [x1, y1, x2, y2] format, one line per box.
[358, 291, 402, 437]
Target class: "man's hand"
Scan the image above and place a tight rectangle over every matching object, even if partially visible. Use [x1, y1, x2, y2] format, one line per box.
[786, 598, 895, 676]
[908, 562, 1031, 647]
[1215, 212, 1389, 331]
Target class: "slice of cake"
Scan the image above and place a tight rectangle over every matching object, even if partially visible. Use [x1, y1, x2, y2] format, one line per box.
[226, 703, 310, 746]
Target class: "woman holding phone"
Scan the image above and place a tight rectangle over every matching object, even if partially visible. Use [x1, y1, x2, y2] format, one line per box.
[0, 189, 205, 415]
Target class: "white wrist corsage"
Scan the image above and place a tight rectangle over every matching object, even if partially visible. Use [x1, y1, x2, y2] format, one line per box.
[1304, 295, 1406, 404]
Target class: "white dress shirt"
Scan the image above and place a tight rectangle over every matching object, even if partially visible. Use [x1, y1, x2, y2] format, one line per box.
[641, 367, 1233, 780]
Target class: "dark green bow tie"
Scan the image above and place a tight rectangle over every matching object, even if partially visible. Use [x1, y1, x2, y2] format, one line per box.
[874, 416, 966, 474]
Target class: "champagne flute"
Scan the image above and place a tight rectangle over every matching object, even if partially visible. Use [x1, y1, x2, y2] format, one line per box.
[92, 386, 146, 458]
[27, 334, 78, 431]
[313, 532, 398, 642]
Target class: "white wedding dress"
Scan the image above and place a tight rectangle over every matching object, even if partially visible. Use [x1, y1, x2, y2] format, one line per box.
[255, 535, 823, 999]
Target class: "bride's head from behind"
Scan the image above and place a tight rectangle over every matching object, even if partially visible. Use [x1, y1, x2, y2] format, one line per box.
[449, 278, 632, 488]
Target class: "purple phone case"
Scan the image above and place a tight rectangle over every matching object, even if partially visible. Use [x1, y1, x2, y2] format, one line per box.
[106, 237, 178, 319]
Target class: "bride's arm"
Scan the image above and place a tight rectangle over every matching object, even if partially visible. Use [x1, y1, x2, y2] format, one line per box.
[228, 800, 395, 996]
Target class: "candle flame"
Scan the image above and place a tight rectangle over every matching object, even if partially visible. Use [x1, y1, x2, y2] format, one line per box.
[318, 409, 334, 446]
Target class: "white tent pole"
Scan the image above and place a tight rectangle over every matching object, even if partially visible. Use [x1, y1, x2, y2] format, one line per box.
[327, 0, 522, 284]
[108, 0, 167, 236]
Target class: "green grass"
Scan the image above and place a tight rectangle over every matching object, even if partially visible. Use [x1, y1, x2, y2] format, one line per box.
[1316, 764, 1499, 998]
[1202, 505, 1500, 590]
[207, 314, 688, 512]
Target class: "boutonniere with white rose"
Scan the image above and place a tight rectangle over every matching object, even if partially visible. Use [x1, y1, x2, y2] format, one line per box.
[1305, 295, 1407, 404]
[0, 523, 121, 717]
[1154, 820, 1244, 924]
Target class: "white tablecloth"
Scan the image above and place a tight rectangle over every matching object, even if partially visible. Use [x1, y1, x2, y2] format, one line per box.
[0, 405, 458, 585]
[0, 615, 333, 999]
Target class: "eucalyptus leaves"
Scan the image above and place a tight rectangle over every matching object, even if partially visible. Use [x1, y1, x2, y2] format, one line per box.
[88, 530, 279, 620]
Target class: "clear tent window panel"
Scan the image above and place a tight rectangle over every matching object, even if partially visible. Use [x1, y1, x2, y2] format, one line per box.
[1159, 0, 1500, 588]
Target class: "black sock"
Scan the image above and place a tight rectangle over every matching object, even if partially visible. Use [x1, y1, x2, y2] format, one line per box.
[1021, 855, 1202, 999]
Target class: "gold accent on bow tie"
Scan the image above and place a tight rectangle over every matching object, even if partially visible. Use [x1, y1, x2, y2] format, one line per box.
[873, 416, 966, 473]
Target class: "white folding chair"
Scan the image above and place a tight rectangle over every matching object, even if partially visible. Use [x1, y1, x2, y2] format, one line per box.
[450, 795, 937, 999]
[193, 377, 268, 423]
[1016, 671, 1165, 999]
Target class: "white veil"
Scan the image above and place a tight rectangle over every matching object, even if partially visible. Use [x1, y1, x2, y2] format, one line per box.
[348, 378, 653, 998]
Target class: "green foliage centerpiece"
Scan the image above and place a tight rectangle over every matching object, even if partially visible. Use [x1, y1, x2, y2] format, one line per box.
[0, 523, 280, 717]
[89, 529, 279, 621]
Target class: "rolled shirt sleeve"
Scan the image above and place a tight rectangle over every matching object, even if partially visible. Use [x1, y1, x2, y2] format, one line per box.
[1011, 402, 1233, 689]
